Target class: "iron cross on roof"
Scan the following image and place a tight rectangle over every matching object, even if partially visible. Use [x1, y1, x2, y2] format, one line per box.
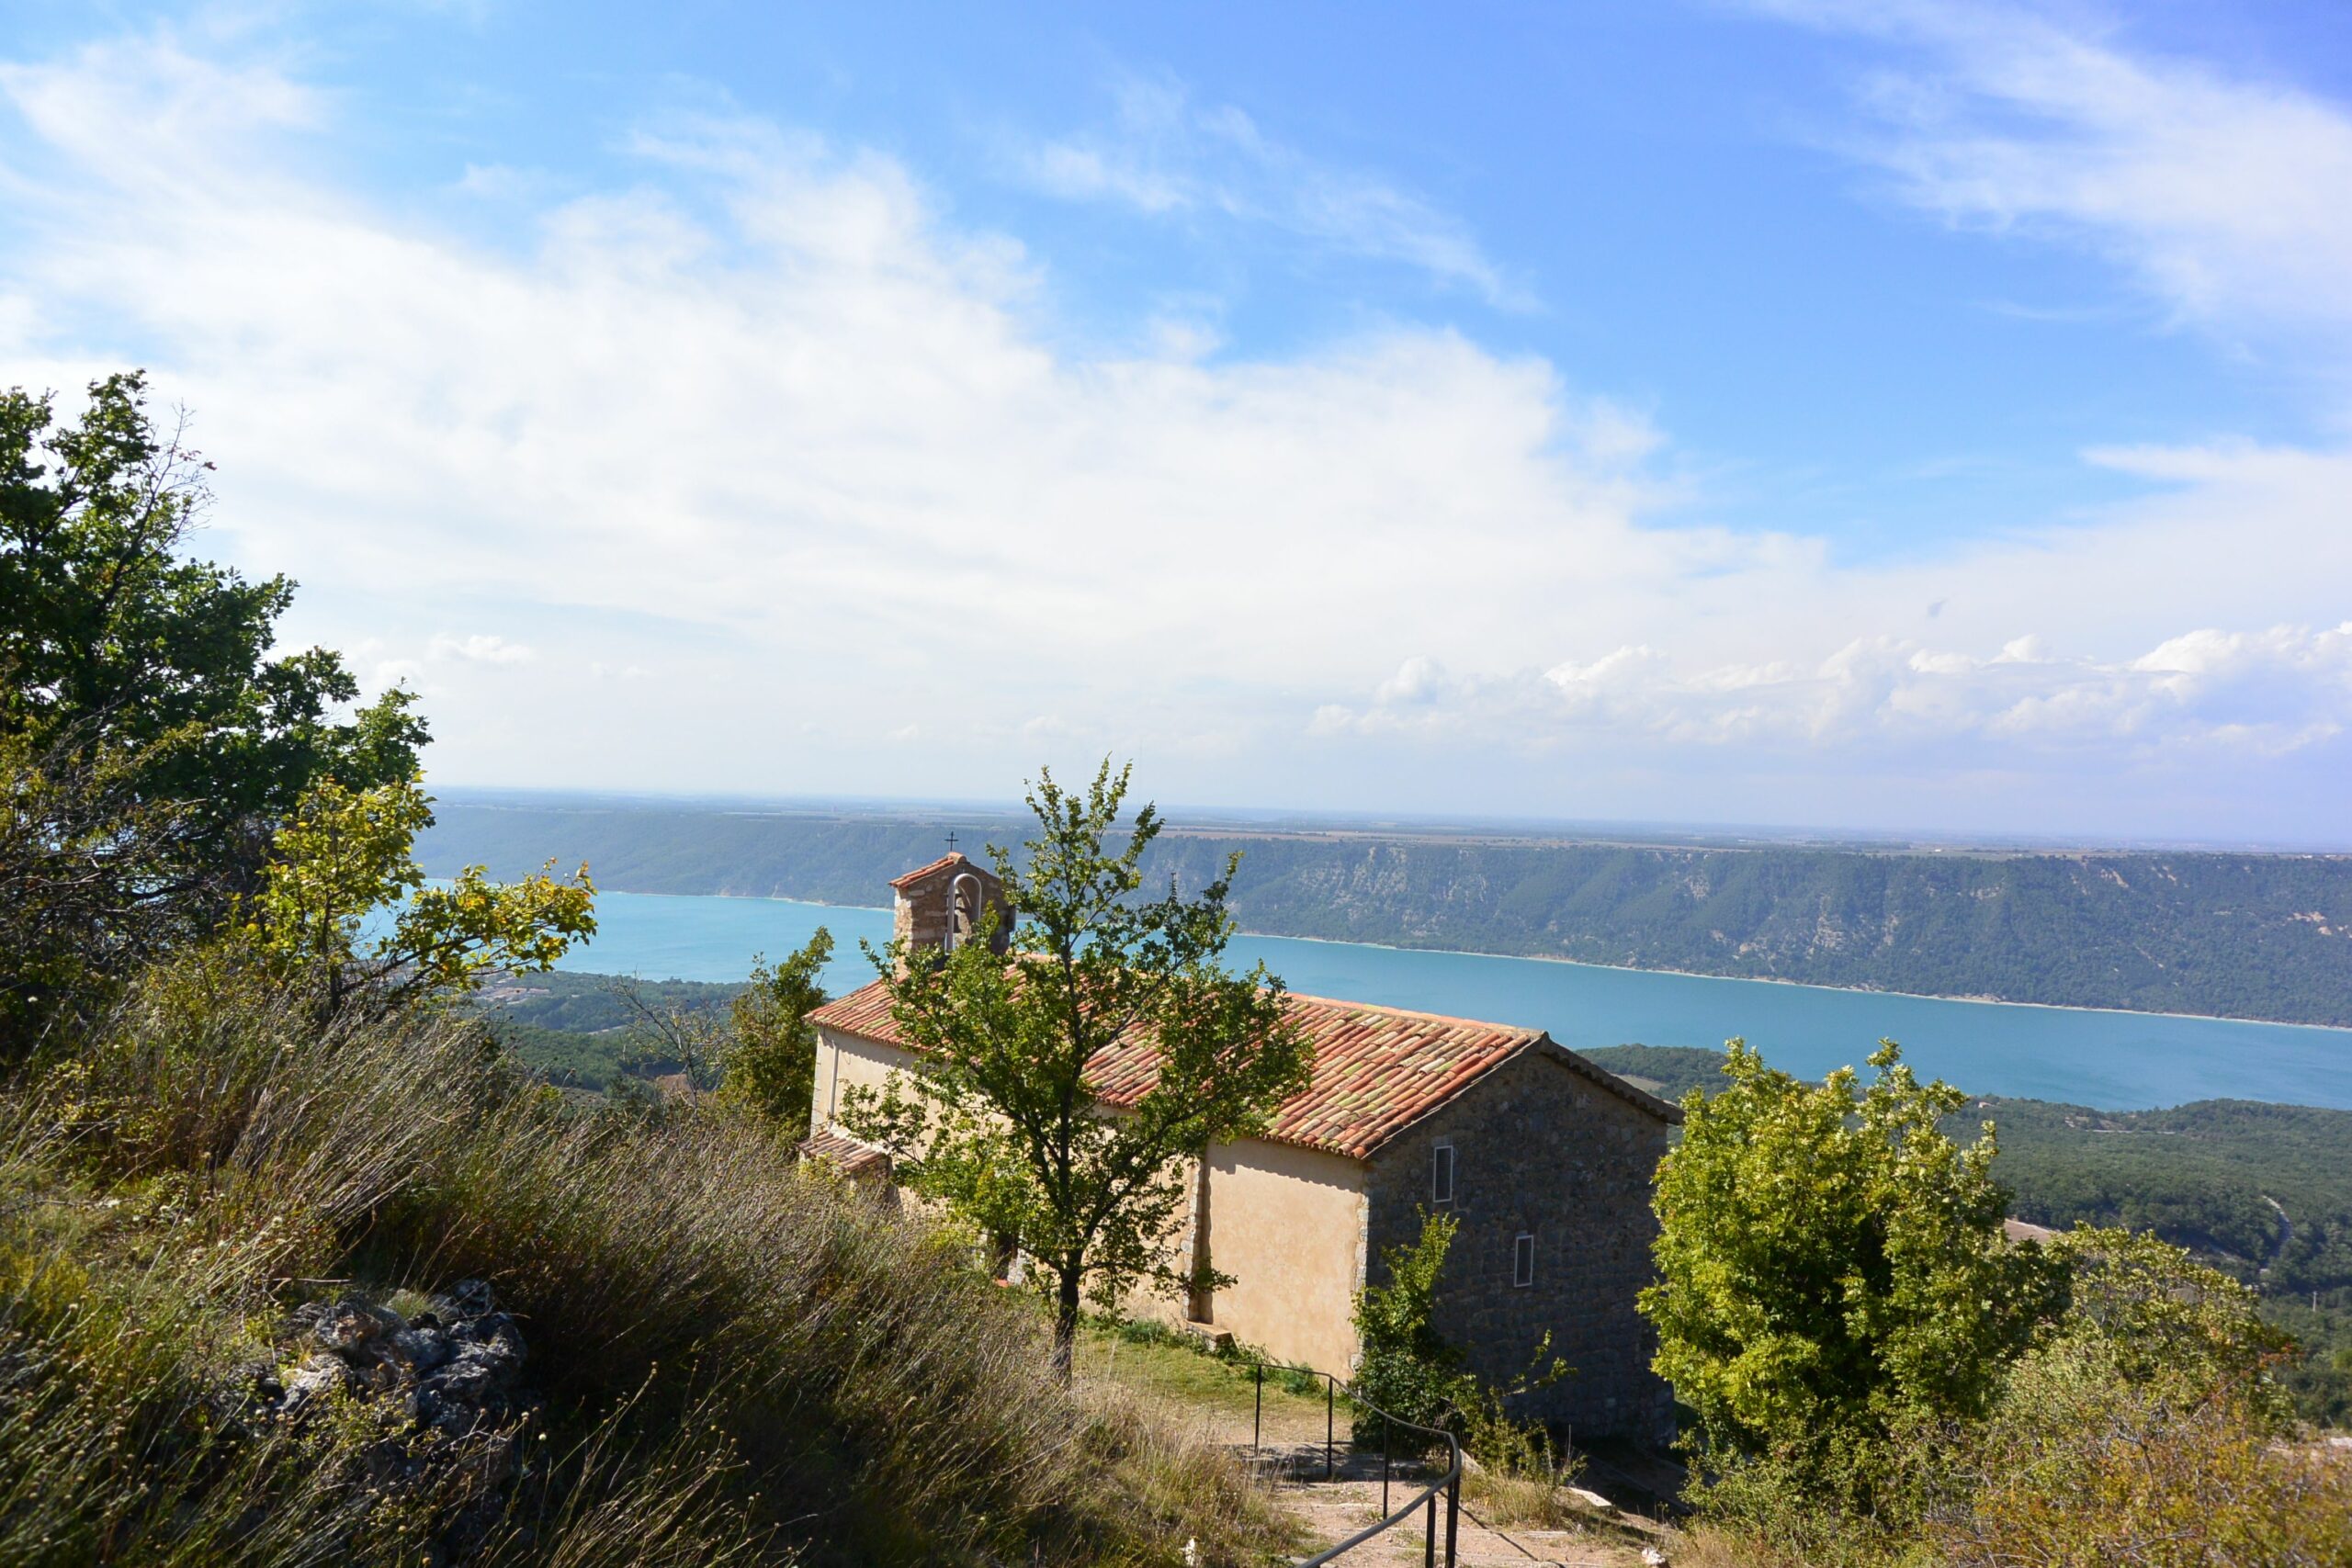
[944, 829, 958, 854]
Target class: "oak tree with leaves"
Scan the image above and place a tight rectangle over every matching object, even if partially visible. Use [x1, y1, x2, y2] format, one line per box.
[842, 761, 1311, 1376]
[718, 930, 836, 1138]
[1640, 1039, 2064, 1509]
[1, 372, 425, 1052]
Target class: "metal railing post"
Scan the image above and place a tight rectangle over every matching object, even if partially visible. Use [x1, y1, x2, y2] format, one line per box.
[1253, 1361, 1262, 1455]
[1444, 1457, 1460, 1568]
[1268, 1357, 1469, 1568]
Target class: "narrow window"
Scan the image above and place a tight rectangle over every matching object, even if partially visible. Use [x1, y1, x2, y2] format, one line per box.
[1431, 1142, 1455, 1206]
[1513, 1233, 1535, 1289]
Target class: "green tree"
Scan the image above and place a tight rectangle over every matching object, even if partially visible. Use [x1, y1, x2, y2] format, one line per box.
[2039, 1226, 2293, 1416]
[0, 372, 424, 1043]
[842, 761, 1311, 1375]
[0, 733, 203, 1057]
[718, 930, 835, 1138]
[1642, 1039, 2063, 1508]
[244, 774, 595, 1019]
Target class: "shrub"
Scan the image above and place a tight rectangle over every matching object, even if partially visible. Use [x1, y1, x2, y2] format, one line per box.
[1349, 1210, 1472, 1448]
[1347, 1207, 1572, 1509]
[1930, 1339, 2352, 1567]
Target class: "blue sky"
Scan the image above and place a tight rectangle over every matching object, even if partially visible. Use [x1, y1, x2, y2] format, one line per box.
[5, 1, 2350, 842]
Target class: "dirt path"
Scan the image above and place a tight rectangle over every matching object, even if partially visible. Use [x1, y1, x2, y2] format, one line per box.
[1183, 1409, 1653, 1566]
[1076, 1339, 1658, 1566]
[1261, 1460, 1649, 1567]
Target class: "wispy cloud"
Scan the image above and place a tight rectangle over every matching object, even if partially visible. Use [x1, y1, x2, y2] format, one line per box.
[1755, 0, 2352, 351]
[1315, 622, 2352, 759]
[1008, 75, 1530, 309]
[430, 633, 536, 664]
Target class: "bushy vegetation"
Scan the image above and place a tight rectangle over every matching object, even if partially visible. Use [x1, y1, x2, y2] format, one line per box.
[1579, 1043, 1727, 1102]
[481, 971, 744, 1038]
[2, 371, 425, 1057]
[1645, 1041, 2060, 1515]
[418, 797, 2352, 1024]
[2, 962, 1284, 1564]
[1643, 1043, 2351, 1565]
[1986, 1096, 2352, 1293]
[469, 973, 743, 1090]
[1586, 1042, 2352, 1426]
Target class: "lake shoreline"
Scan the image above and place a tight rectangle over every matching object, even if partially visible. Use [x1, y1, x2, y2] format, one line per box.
[572, 886, 2352, 1039]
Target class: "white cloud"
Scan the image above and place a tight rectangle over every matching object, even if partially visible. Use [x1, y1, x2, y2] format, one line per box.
[1318, 624, 2352, 758]
[0, 28, 2346, 837]
[368, 657, 427, 693]
[1755, 0, 2352, 348]
[1009, 76, 1528, 308]
[430, 633, 536, 664]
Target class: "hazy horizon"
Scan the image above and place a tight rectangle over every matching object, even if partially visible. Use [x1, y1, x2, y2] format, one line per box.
[428, 782, 2352, 857]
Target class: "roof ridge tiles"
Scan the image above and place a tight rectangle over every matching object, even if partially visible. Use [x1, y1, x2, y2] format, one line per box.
[888, 852, 976, 887]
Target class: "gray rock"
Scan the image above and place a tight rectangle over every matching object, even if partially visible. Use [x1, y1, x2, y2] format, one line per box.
[445, 1279, 495, 1317]
[256, 1277, 540, 1551]
[313, 1298, 401, 1355]
[278, 1352, 355, 1413]
[383, 1325, 453, 1376]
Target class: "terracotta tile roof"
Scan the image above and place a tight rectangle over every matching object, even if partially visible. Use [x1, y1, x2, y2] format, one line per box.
[797, 1126, 894, 1179]
[806, 980, 906, 1041]
[808, 980, 1678, 1160]
[888, 852, 978, 888]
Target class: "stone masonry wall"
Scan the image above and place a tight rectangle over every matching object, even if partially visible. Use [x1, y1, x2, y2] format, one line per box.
[1363, 1048, 1674, 1444]
[891, 861, 1010, 958]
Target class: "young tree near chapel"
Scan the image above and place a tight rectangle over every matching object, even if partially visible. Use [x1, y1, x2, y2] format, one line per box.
[720, 930, 836, 1138]
[842, 761, 1311, 1376]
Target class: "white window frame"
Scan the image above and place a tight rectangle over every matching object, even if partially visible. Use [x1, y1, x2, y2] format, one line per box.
[1431, 1141, 1455, 1206]
[1513, 1232, 1535, 1289]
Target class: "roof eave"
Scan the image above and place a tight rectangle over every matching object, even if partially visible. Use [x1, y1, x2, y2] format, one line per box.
[1546, 1041, 1686, 1124]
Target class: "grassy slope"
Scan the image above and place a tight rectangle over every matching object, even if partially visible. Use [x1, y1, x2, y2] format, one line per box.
[0, 969, 1290, 1566]
[1077, 1325, 1336, 1449]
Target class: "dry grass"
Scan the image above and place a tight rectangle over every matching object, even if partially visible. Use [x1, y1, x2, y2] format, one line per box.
[1460, 1466, 1598, 1532]
[0, 958, 1294, 1566]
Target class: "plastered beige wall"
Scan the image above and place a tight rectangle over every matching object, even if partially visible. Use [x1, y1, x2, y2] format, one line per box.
[813, 1028, 919, 1130]
[1171, 1140, 1367, 1375]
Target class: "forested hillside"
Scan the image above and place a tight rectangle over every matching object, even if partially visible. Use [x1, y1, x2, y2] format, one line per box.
[420, 799, 2352, 1025]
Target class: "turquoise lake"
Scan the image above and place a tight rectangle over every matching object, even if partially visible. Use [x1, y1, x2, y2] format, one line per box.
[548, 889, 2352, 1112]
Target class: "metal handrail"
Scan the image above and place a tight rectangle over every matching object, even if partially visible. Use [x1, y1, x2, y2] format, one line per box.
[1242, 1357, 1462, 1568]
